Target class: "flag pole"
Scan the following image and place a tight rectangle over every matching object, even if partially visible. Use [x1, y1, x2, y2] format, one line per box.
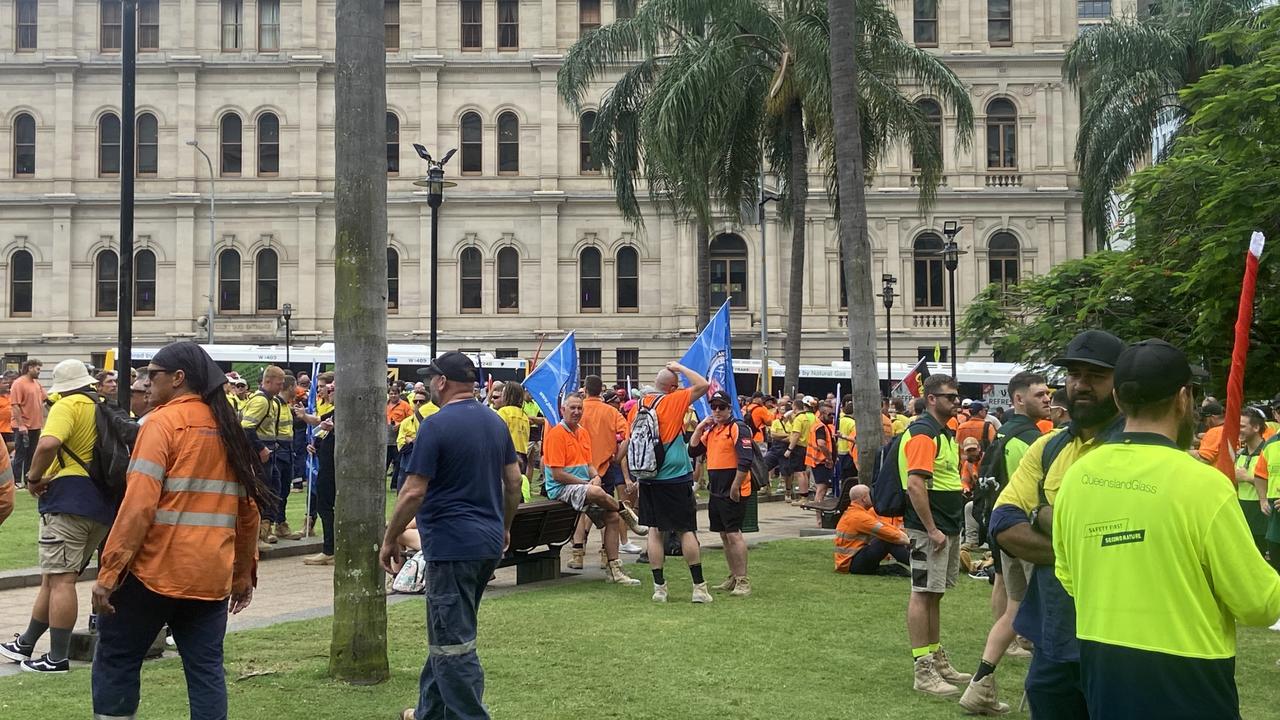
[1215, 231, 1265, 484]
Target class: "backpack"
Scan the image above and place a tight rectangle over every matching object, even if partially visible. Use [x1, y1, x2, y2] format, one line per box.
[628, 395, 669, 480]
[57, 391, 140, 502]
[733, 420, 770, 492]
[973, 421, 1043, 544]
[872, 415, 942, 518]
[391, 550, 428, 594]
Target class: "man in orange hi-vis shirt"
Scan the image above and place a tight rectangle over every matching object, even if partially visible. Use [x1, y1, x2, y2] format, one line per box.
[0, 449, 13, 526]
[90, 342, 274, 720]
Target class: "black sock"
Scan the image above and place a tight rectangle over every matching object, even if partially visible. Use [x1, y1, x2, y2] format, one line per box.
[17, 619, 47, 649]
[47, 627, 72, 664]
[690, 563, 705, 584]
[572, 543, 584, 550]
[973, 659, 997, 683]
[652, 568, 665, 585]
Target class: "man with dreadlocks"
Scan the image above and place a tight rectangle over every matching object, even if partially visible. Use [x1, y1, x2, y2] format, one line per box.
[90, 341, 275, 720]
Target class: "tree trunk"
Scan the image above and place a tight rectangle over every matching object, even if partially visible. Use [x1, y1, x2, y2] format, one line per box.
[828, 0, 883, 475]
[330, 0, 390, 685]
[783, 101, 808, 398]
[696, 221, 711, 330]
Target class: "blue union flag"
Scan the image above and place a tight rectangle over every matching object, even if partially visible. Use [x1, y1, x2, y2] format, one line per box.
[680, 300, 741, 421]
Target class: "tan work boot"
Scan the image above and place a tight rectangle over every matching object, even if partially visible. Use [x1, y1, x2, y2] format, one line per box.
[913, 654, 960, 697]
[302, 553, 335, 566]
[934, 647, 973, 683]
[605, 560, 641, 586]
[1004, 640, 1031, 659]
[959, 674, 1011, 715]
[618, 504, 648, 535]
[567, 547, 585, 570]
[274, 522, 303, 541]
[599, 548, 609, 569]
[691, 582, 713, 603]
[259, 524, 277, 545]
[729, 576, 752, 597]
[713, 575, 738, 592]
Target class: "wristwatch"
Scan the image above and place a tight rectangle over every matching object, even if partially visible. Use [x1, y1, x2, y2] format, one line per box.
[1029, 504, 1051, 537]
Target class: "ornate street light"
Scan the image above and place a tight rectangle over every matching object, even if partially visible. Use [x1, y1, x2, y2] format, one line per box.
[412, 145, 458, 356]
[941, 221, 967, 380]
[876, 274, 897, 385]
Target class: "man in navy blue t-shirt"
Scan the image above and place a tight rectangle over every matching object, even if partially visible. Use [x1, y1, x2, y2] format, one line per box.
[381, 351, 523, 720]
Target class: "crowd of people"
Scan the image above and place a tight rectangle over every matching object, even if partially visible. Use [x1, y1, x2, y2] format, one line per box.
[3, 332, 1280, 720]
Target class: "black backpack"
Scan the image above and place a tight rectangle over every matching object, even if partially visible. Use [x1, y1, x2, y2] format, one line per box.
[872, 415, 943, 518]
[57, 391, 140, 502]
[973, 421, 1044, 544]
[734, 420, 771, 492]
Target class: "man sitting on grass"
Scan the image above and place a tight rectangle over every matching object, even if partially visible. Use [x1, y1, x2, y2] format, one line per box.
[834, 485, 910, 577]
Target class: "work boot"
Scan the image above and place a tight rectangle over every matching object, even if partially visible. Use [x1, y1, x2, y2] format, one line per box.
[913, 654, 960, 697]
[302, 553, 335, 566]
[713, 575, 738, 592]
[605, 560, 641, 586]
[567, 548, 585, 570]
[934, 647, 973, 683]
[599, 548, 609, 569]
[1004, 640, 1031, 659]
[274, 522, 303, 541]
[691, 582, 713, 604]
[259, 524, 277, 545]
[618, 504, 648, 535]
[729, 576, 752, 597]
[652, 582, 668, 603]
[959, 674, 1011, 715]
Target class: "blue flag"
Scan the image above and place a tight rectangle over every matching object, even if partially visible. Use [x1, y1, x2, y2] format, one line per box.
[680, 301, 741, 421]
[304, 361, 320, 484]
[524, 332, 578, 426]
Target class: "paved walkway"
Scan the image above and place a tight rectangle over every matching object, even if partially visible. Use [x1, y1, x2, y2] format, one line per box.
[0, 498, 829, 675]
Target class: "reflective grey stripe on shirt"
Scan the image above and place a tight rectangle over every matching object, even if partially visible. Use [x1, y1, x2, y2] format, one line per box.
[127, 458, 166, 483]
[164, 476, 246, 497]
[153, 509, 237, 529]
[428, 639, 477, 656]
[0, 464, 13, 485]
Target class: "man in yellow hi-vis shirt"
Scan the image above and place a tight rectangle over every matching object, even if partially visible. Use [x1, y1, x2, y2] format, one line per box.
[241, 365, 299, 544]
[1055, 340, 1280, 719]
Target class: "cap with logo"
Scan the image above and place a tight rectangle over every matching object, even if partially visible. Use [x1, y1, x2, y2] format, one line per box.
[1052, 330, 1127, 369]
[709, 390, 732, 408]
[1113, 339, 1192, 405]
[417, 351, 478, 383]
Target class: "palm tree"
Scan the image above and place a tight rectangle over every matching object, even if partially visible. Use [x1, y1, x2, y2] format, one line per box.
[560, 0, 971, 389]
[330, 0, 390, 684]
[1065, 0, 1261, 247]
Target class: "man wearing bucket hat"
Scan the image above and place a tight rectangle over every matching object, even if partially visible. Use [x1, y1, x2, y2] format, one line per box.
[0, 359, 115, 674]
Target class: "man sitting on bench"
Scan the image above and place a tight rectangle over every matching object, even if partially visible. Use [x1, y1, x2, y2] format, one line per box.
[542, 393, 643, 586]
[834, 485, 910, 577]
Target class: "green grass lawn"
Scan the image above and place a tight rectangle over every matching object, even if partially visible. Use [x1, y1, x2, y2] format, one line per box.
[0, 487, 399, 572]
[1, 539, 1279, 718]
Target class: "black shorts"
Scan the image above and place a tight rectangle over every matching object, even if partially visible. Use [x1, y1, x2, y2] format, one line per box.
[638, 477, 698, 532]
[779, 450, 804, 476]
[1, 431, 11, 445]
[708, 494, 747, 533]
[600, 463, 625, 494]
[837, 455, 856, 481]
[764, 442, 787, 472]
[811, 464, 833, 485]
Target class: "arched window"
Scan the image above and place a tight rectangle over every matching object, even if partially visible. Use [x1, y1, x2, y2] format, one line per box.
[386, 112, 399, 175]
[579, 247, 601, 311]
[218, 248, 241, 312]
[134, 249, 156, 314]
[580, 111, 600, 173]
[255, 248, 278, 312]
[136, 112, 158, 176]
[258, 112, 279, 176]
[912, 99, 942, 170]
[9, 250, 33, 316]
[460, 111, 482, 174]
[220, 113, 242, 176]
[96, 249, 119, 315]
[99, 112, 121, 176]
[913, 233, 944, 309]
[709, 233, 747, 308]
[497, 112, 519, 174]
[387, 246, 399, 311]
[459, 247, 482, 312]
[13, 113, 35, 177]
[497, 246, 519, 311]
[988, 232, 1020, 293]
[616, 246, 638, 311]
[986, 98, 1017, 169]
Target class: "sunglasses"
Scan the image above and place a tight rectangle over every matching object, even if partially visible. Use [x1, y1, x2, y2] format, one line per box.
[930, 392, 960, 401]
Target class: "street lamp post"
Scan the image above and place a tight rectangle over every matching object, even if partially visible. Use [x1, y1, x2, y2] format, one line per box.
[282, 303, 293, 369]
[187, 140, 216, 344]
[877, 274, 897, 384]
[116, 0, 138, 410]
[758, 176, 778, 395]
[941, 221, 967, 381]
[412, 144, 457, 356]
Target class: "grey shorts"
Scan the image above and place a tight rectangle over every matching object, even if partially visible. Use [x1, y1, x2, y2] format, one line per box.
[1001, 550, 1036, 602]
[907, 528, 960, 594]
[550, 483, 591, 512]
[39, 513, 111, 575]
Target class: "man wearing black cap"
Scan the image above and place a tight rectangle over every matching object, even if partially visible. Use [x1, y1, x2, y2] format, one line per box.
[381, 351, 524, 720]
[981, 330, 1127, 718]
[689, 391, 756, 597]
[1191, 400, 1225, 464]
[1054, 340, 1280, 719]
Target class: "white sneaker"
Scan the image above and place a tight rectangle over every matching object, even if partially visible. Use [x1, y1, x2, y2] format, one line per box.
[619, 542, 643, 554]
[1270, 618, 1280, 632]
[691, 582, 713, 603]
[652, 582, 668, 603]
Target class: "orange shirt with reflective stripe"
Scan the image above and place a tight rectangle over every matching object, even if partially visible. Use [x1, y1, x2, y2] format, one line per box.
[703, 421, 753, 496]
[806, 420, 834, 468]
[98, 394, 260, 601]
[581, 396, 628, 475]
[834, 503, 907, 572]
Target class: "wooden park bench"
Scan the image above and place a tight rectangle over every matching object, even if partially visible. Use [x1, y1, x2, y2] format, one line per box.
[497, 500, 580, 585]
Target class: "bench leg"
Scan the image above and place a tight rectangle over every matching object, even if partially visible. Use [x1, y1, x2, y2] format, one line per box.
[514, 556, 562, 585]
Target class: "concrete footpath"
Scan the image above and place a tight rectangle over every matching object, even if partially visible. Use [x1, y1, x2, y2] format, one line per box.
[0, 498, 831, 676]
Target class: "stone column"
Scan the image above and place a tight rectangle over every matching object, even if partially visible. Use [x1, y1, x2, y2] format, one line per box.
[296, 202, 318, 324]
[298, 66, 319, 191]
[536, 61, 560, 190]
[177, 69, 197, 189]
[173, 203, 196, 326]
[179, 0, 197, 51]
[420, 0, 438, 51]
[541, 0, 558, 52]
[49, 204, 72, 325]
[301, 0, 318, 49]
[536, 194, 564, 328]
[53, 69, 75, 194]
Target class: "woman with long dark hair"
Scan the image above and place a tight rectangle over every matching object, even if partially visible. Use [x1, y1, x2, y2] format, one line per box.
[90, 342, 275, 720]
